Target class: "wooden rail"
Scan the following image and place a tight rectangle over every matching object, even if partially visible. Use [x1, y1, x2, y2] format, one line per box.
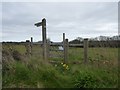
[33, 43, 83, 47]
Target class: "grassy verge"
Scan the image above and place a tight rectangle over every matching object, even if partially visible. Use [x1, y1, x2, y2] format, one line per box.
[2, 59, 118, 88]
[2, 44, 119, 88]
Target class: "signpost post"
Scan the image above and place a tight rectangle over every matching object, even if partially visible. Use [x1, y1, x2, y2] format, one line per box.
[34, 18, 47, 61]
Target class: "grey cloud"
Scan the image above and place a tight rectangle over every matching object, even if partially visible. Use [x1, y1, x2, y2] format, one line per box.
[2, 2, 118, 42]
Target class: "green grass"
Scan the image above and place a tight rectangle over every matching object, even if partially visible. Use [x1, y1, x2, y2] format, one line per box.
[68, 47, 118, 66]
[2, 44, 119, 88]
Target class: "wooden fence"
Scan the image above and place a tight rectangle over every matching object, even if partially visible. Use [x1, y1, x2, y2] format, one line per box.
[25, 37, 88, 64]
[33, 18, 89, 64]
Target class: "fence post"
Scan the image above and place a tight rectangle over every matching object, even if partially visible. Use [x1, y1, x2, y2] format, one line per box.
[84, 38, 88, 64]
[25, 40, 31, 57]
[47, 40, 50, 60]
[65, 39, 69, 64]
[63, 33, 69, 64]
[63, 33, 66, 64]
[30, 37, 33, 55]
[42, 18, 47, 61]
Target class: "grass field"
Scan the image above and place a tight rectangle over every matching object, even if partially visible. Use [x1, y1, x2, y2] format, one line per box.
[2, 44, 119, 88]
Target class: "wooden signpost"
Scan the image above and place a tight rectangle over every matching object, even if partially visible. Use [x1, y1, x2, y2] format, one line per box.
[34, 18, 47, 61]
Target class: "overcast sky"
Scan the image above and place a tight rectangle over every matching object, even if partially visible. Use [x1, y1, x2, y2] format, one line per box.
[2, 2, 118, 42]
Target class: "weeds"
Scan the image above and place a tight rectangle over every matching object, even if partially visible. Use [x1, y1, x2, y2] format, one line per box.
[2, 44, 119, 88]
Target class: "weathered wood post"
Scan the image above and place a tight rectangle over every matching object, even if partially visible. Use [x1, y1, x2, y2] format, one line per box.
[84, 38, 88, 64]
[42, 18, 47, 61]
[63, 33, 65, 63]
[34, 18, 47, 61]
[63, 33, 68, 64]
[47, 39, 50, 60]
[65, 39, 69, 64]
[30, 37, 33, 55]
[25, 40, 31, 57]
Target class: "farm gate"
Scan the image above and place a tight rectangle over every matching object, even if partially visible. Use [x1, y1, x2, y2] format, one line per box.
[47, 33, 69, 64]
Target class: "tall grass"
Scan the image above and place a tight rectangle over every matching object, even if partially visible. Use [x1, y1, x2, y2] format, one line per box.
[2, 60, 118, 88]
[2, 44, 119, 88]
